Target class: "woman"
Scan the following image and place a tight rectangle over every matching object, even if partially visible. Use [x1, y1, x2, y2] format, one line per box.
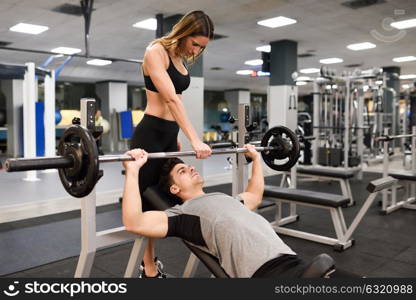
[130, 10, 214, 277]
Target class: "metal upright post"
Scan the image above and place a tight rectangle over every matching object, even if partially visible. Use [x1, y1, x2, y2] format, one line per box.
[344, 78, 350, 168]
[75, 98, 98, 277]
[43, 70, 56, 173]
[23, 62, 39, 182]
[312, 82, 320, 165]
[357, 84, 364, 180]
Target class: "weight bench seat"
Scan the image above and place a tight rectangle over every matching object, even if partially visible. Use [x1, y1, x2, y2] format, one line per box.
[296, 167, 355, 179]
[264, 177, 397, 251]
[388, 171, 416, 181]
[264, 185, 350, 208]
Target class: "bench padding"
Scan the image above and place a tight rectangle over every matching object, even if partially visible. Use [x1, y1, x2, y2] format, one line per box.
[366, 176, 398, 193]
[264, 185, 350, 208]
[388, 171, 416, 182]
[295, 167, 355, 179]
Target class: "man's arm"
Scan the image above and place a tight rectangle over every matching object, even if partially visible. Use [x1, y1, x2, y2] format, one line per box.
[121, 149, 168, 238]
[238, 145, 264, 211]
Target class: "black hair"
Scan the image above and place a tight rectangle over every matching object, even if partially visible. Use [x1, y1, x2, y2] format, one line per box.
[158, 158, 184, 200]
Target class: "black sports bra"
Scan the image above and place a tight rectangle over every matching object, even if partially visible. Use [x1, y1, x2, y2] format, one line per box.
[143, 55, 190, 95]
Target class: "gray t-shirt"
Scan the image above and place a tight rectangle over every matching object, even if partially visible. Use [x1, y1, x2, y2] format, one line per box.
[164, 192, 296, 278]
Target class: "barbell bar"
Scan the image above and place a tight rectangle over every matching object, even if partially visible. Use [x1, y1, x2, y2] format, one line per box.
[375, 134, 416, 142]
[5, 124, 300, 198]
[5, 146, 276, 172]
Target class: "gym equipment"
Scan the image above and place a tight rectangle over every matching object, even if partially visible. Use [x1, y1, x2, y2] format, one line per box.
[0, 109, 6, 126]
[5, 125, 300, 198]
[379, 127, 416, 214]
[264, 176, 397, 251]
[281, 167, 356, 206]
[55, 110, 62, 125]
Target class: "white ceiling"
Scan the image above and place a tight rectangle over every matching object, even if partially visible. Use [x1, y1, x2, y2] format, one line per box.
[0, 0, 415, 93]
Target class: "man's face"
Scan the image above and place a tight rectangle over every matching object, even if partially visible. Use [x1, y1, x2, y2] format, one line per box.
[169, 163, 204, 195]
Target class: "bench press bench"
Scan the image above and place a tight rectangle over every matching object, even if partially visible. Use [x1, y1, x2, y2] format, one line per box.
[282, 166, 357, 206]
[143, 186, 335, 278]
[264, 176, 397, 251]
[383, 171, 416, 214]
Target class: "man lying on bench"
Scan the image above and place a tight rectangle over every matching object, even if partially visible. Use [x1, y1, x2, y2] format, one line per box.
[121, 145, 335, 278]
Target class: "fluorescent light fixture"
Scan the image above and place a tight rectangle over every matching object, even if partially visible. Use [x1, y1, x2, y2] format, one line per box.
[51, 47, 82, 55]
[236, 70, 253, 75]
[9, 22, 49, 35]
[257, 16, 297, 28]
[391, 18, 416, 29]
[347, 42, 376, 51]
[393, 56, 416, 63]
[86, 59, 112, 66]
[296, 81, 307, 86]
[402, 84, 411, 89]
[244, 59, 263, 66]
[319, 57, 343, 64]
[257, 71, 270, 77]
[375, 80, 383, 85]
[399, 74, 416, 80]
[256, 45, 271, 53]
[297, 76, 310, 81]
[300, 68, 320, 74]
[132, 18, 157, 30]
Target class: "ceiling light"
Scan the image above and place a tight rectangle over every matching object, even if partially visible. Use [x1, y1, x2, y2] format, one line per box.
[296, 81, 307, 86]
[236, 70, 253, 75]
[132, 18, 157, 30]
[393, 56, 416, 63]
[300, 68, 320, 74]
[257, 16, 297, 28]
[402, 84, 411, 89]
[256, 71, 270, 77]
[390, 18, 416, 29]
[363, 85, 369, 92]
[399, 74, 416, 80]
[319, 57, 343, 64]
[256, 45, 271, 53]
[244, 59, 263, 66]
[86, 59, 112, 66]
[297, 76, 311, 81]
[347, 42, 376, 51]
[375, 80, 383, 85]
[9, 22, 49, 35]
[51, 47, 82, 55]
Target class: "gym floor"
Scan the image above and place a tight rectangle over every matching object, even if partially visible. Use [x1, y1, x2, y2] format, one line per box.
[0, 156, 415, 277]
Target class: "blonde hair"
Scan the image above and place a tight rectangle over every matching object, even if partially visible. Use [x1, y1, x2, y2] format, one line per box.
[151, 11, 214, 63]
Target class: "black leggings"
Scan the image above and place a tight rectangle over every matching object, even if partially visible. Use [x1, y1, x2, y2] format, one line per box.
[130, 114, 179, 211]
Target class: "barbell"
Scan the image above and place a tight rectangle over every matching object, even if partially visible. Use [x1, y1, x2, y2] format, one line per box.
[5, 125, 300, 198]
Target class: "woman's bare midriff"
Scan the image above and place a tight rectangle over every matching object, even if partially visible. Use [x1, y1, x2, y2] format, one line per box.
[143, 89, 180, 121]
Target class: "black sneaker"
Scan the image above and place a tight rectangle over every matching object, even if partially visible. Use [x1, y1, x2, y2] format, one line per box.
[138, 257, 167, 278]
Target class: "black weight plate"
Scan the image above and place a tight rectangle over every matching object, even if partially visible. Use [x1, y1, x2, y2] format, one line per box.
[57, 125, 100, 198]
[261, 126, 300, 171]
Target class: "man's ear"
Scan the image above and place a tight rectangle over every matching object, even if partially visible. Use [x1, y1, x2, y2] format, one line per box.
[170, 184, 180, 195]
